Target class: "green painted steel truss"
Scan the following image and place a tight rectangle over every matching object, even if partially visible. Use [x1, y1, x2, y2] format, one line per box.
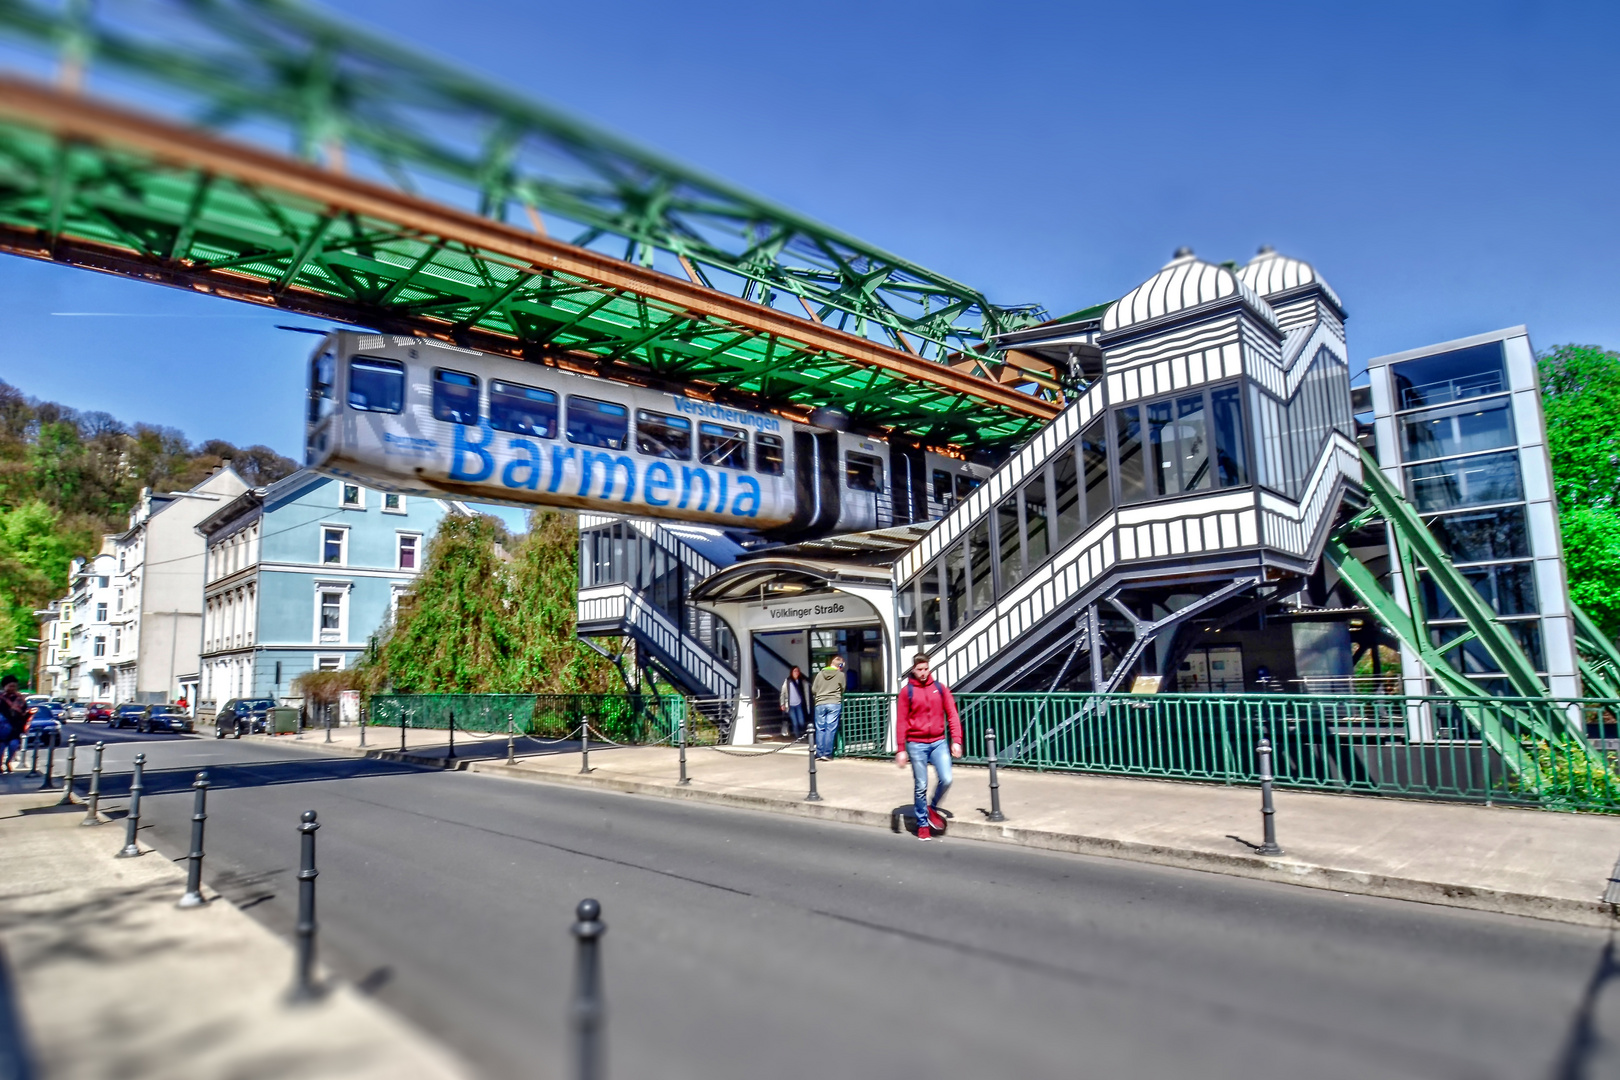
[0, 0, 1063, 448]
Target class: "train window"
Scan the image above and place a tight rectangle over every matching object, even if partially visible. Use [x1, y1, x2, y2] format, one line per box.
[699, 422, 748, 470]
[490, 381, 558, 438]
[635, 410, 691, 460]
[566, 397, 629, 450]
[348, 357, 404, 414]
[755, 433, 784, 475]
[432, 369, 480, 425]
[932, 469, 953, 504]
[954, 473, 978, 499]
[846, 452, 884, 492]
[308, 350, 336, 423]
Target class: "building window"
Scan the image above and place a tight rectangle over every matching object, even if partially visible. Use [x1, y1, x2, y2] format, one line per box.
[94, 636, 106, 657]
[316, 655, 343, 672]
[118, 552, 126, 573]
[322, 527, 346, 565]
[113, 629, 121, 654]
[397, 533, 420, 570]
[115, 588, 124, 613]
[341, 483, 363, 508]
[383, 493, 406, 514]
[319, 590, 344, 644]
[95, 602, 107, 622]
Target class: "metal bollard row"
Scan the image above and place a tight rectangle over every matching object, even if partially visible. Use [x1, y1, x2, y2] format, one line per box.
[81, 741, 105, 826]
[37, 737, 55, 790]
[54, 734, 79, 806]
[178, 771, 210, 908]
[116, 753, 146, 858]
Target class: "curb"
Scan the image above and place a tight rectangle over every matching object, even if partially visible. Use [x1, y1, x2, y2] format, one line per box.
[269, 737, 1620, 930]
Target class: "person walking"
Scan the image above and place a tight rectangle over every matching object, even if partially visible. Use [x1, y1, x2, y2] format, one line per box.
[779, 665, 811, 740]
[895, 653, 962, 841]
[0, 675, 27, 774]
[811, 655, 846, 760]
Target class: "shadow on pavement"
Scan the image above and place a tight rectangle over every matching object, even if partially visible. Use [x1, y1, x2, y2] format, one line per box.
[1550, 932, 1620, 1080]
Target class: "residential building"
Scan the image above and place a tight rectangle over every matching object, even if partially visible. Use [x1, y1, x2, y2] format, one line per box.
[196, 470, 459, 706]
[109, 466, 250, 704]
[46, 541, 118, 701]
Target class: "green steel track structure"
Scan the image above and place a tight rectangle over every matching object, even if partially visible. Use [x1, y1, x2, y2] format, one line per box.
[0, 0, 1063, 448]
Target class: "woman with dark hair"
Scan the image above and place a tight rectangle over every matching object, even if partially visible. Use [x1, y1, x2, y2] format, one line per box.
[778, 665, 811, 740]
[0, 675, 27, 773]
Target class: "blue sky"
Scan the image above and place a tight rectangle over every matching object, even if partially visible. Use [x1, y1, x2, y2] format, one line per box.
[2, 0, 1616, 484]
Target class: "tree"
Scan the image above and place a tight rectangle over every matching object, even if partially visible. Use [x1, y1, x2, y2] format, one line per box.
[1538, 345, 1620, 638]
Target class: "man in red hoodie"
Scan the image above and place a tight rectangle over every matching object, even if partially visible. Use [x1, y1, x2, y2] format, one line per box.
[895, 653, 962, 841]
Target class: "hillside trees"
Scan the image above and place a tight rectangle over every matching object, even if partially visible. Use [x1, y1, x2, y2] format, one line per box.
[1538, 344, 1620, 638]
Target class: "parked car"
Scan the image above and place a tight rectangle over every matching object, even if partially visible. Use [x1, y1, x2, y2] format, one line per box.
[25, 702, 65, 746]
[138, 704, 193, 734]
[215, 697, 279, 739]
[85, 702, 112, 724]
[110, 703, 147, 729]
[66, 701, 88, 721]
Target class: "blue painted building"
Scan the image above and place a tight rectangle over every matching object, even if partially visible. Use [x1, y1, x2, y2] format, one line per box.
[195, 470, 462, 706]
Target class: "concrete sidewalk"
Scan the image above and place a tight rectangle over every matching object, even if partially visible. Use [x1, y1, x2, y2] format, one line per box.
[279, 723, 1620, 927]
[0, 777, 475, 1080]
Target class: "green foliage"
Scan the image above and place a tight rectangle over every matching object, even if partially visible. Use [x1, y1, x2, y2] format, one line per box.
[361, 510, 618, 695]
[1539, 345, 1620, 640]
[0, 501, 79, 682]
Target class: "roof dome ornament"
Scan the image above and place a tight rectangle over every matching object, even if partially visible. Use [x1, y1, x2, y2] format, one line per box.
[1173, 246, 1194, 259]
[1101, 250, 1277, 335]
[1236, 247, 1342, 310]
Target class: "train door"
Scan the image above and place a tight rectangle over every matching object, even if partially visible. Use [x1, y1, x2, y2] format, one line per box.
[841, 436, 889, 531]
[305, 343, 340, 465]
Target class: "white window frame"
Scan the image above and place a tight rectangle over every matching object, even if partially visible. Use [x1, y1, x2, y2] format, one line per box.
[382, 492, 407, 514]
[315, 654, 345, 672]
[320, 525, 349, 567]
[340, 483, 365, 509]
[94, 636, 106, 658]
[396, 531, 423, 571]
[313, 581, 353, 647]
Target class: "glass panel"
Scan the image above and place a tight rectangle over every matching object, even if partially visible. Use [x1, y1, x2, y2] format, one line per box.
[1392, 342, 1507, 410]
[945, 543, 967, 632]
[1080, 419, 1110, 523]
[1211, 385, 1248, 486]
[932, 469, 953, 505]
[634, 410, 692, 460]
[1399, 398, 1515, 462]
[1053, 447, 1080, 546]
[490, 381, 559, 438]
[1404, 451, 1522, 511]
[1024, 474, 1049, 567]
[955, 474, 979, 499]
[898, 582, 917, 654]
[845, 452, 883, 491]
[969, 518, 993, 612]
[755, 434, 784, 475]
[322, 529, 342, 564]
[1429, 506, 1530, 563]
[1435, 620, 1544, 673]
[1420, 562, 1538, 619]
[566, 397, 629, 449]
[1115, 406, 1146, 502]
[342, 484, 360, 506]
[308, 350, 336, 423]
[1149, 393, 1210, 496]
[320, 593, 341, 630]
[699, 422, 749, 469]
[347, 356, 404, 414]
[432, 369, 480, 425]
[920, 565, 942, 648]
[997, 496, 1023, 594]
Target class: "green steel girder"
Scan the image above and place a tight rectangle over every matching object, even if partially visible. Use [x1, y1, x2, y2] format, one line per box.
[1572, 602, 1620, 701]
[0, 87, 1056, 446]
[0, 0, 1065, 440]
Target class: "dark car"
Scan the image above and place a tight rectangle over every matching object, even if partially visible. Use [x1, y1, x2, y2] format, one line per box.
[110, 703, 147, 729]
[138, 704, 193, 734]
[25, 702, 65, 746]
[215, 697, 278, 739]
[85, 701, 113, 724]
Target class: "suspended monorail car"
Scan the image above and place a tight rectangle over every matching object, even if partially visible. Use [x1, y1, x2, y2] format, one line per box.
[303, 332, 988, 537]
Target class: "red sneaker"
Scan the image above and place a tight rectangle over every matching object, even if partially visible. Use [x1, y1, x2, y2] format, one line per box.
[927, 807, 947, 832]
[916, 824, 932, 841]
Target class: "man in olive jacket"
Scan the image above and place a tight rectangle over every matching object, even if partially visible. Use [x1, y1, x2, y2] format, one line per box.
[810, 655, 846, 760]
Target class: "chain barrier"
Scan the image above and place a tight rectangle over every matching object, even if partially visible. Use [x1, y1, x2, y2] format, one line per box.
[705, 731, 812, 757]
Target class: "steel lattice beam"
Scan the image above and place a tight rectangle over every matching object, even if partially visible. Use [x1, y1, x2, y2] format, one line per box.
[0, 0, 1068, 448]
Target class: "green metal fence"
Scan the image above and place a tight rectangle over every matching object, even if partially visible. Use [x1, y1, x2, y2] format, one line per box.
[838, 692, 1620, 813]
[367, 693, 705, 746]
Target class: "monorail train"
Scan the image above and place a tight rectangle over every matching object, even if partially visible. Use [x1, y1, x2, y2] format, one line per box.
[303, 332, 989, 537]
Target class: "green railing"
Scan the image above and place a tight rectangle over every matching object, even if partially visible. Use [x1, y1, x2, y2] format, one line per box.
[367, 693, 709, 746]
[838, 692, 1620, 813]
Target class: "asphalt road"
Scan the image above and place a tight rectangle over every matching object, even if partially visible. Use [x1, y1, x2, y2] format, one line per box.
[46, 723, 1620, 1080]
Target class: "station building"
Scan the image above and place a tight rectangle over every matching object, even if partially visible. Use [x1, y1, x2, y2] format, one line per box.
[577, 248, 1578, 744]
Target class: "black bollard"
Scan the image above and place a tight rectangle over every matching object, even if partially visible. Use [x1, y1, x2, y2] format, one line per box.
[806, 730, 821, 802]
[579, 721, 590, 774]
[290, 810, 321, 1001]
[401, 707, 408, 753]
[677, 714, 689, 786]
[506, 715, 516, 766]
[39, 737, 56, 791]
[570, 899, 607, 1080]
[1256, 731, 1283, 856]
[116, 753, 146, 858]
[54, 734, 79, 806]
[26, 732, 39, 777]
[325, 704, 332, 743]
[359, 704, 366, 748]
[447, 711, 456, 762]
[178, 771, 209, 908]
[985, 727, 1006, 823]
[81, 741, 105, 826]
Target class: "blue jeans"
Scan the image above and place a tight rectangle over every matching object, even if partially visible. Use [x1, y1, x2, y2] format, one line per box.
[907, 738, 953, 826]
[787, 703, 808, 740]
[813, 701, 841, 757]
